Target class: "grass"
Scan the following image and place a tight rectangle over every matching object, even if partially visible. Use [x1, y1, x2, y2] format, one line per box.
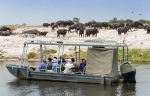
[118, 48, 150, 62]
[0, 50, 4, 56]
[27, 52, 37, 59]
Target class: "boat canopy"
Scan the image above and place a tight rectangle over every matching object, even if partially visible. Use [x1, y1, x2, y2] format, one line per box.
[86, 48, 118, 77]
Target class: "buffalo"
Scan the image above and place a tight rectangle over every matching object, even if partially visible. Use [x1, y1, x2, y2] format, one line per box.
[0, 26, 11, 31]
[78, 28, 85, 38]
[144, 25, 150, 34]
[68, 24, 77, 33]
[43, 23, 50, 27]
[85, 28, 99, 37]
[57, 29, 68, 37]
[101, 22, 109, 29]
[22, 29, 39, 35]
[0, 31, 11, 36]
[126, 21, 143, 31]
[114, 23, 124, 30]
[51, 23, 58, 30]
[118, 27, 129, 35]
[39, 31, 48, 36]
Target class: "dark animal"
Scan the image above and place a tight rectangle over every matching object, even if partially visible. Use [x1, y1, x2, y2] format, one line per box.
[114, 23, 124, 30]
[43, 23, 50, 27]
[50, 22, 55, 27]
[118, 27, 129, 35]
[126, 21, 143, 31]
[61, 20, 74, 27]
[39, 31, 48, 36]
[51, 24, 58, 30]
[22, 29, 39, 35]
[0, 26, 11, 31]
[78, 28, 85, 38]
[101, 22, 109, 29]
[68, 24, 77, 33]
[145, 25, 150, 34]
[57, 29, 68, 37]
[85, 28, 99, 37]
[0, 31, 11, 36]
[109, 24, 116, 29]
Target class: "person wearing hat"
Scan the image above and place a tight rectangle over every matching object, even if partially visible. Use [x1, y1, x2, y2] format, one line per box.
[38, 57, 47, 72]
[52, 57, 58, 72]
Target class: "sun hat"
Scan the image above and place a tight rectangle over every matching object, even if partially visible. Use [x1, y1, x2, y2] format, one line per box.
[43, 57, 46, 61]
[52, 58, 57, 62]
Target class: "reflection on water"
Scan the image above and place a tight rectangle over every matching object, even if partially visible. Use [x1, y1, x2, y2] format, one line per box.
[7, 79, 120, 96]
[1, 61, 150, 96]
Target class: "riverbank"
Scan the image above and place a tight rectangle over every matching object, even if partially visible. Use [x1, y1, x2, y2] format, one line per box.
[0, 27, 150, 62]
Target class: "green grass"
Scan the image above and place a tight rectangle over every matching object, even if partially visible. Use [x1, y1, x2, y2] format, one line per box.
[27, 52, 37, 59]
[0, 50, 4, 56]
[118, 48, 150, 62]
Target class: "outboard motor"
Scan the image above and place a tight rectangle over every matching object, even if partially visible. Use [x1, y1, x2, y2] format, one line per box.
[120, 61, 136, 83]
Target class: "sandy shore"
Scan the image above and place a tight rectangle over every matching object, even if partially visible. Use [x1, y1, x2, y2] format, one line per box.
[0, 27, 149, 59]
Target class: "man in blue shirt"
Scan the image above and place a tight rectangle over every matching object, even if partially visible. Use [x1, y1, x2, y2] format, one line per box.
[38, 57, 47, 72]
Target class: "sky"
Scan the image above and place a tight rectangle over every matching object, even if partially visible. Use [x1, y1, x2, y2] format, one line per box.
[0, 0, 149, 25]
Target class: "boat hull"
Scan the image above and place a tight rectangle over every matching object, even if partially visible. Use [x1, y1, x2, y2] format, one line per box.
[6, 64, 118, 84]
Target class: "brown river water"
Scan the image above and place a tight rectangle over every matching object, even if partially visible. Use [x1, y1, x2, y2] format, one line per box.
[0, 60, 150, 96]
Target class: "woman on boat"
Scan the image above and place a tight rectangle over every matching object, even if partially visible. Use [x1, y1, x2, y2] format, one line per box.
[79, 58, 86, 72]
[38, 57, 47, 72]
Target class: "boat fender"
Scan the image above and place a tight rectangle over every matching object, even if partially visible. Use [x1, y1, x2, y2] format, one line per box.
[101, 74, 105, 85]
[26, 68, 29, 79]
[12, 66, 16, 70]
[15, 68, 18, 77]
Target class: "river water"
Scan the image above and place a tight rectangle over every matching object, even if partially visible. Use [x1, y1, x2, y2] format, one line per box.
[0, 60, 150, 96]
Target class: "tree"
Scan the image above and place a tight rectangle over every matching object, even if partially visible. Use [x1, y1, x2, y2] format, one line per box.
[22, 23, 27, 26]
[125, 19, 133, 23]
[108, 17, 117, 24]
[138, 19, 150, 24]
[73, 17, 80, 24]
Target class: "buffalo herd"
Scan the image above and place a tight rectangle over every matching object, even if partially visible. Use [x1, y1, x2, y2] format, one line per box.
[43, 20, 149, 37]
[1, 21, 150, 37]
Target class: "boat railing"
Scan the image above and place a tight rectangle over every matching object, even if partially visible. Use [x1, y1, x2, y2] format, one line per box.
[24, 40, 123, 48]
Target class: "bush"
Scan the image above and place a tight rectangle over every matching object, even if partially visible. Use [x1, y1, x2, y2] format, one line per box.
[27, 52, 37, 59]
[46, 49, 57, 54]
[0, 50, 4, 56]
[118, 48, 150, 62]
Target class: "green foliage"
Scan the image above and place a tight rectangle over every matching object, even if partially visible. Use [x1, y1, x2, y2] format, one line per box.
[45, 49, 57, 54]
[118, 48, 150, 62]
[27, 52, 37, 58]
[62, 54, 68, 58]
[108, 17, 118, 24]
[0, 50, 4, 56]
[125, 19, 133, 23]
[73, 17, 80, 23]
[138, 19, 150, 24]
[80, 50, 87, 57]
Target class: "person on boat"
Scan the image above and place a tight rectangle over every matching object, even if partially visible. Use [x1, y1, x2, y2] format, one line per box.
[58, 57, 66, 71]
[38, 57, 47, 72]
[79, 58, 86, 72]
[71, 58, 79, 72]
[47, 57, 53, 70]
[52, 57, 58, 72]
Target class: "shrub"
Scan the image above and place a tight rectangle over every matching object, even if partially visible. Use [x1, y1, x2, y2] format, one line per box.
[118, 48, 150, 62]
[0, 50, 4, 56]
[27, 52, 37, 59]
